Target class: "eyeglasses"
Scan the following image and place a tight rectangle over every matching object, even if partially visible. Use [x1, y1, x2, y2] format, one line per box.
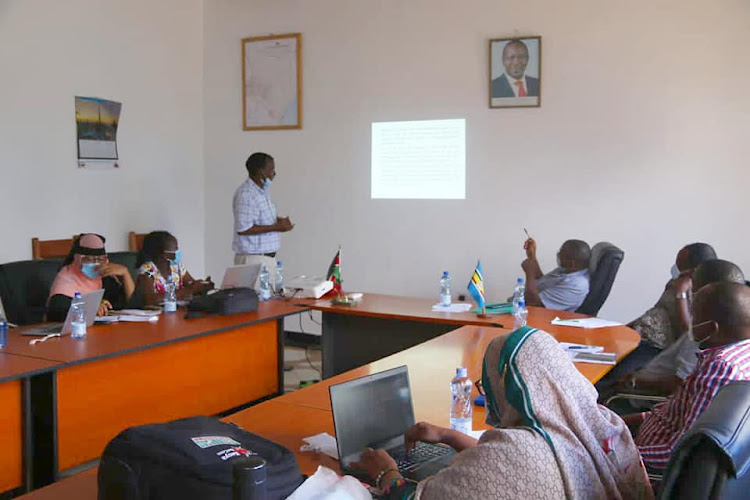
[80, 255, 108, 264]
[474, 378, 485, 396]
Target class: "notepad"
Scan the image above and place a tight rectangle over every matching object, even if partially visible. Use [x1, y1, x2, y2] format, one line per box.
[431, 303, 473, 313]
[551, 317, 622, 329]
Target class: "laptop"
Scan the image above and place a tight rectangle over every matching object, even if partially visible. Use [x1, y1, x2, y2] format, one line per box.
[21, 289, 105, 336]
[219, 264, 262, 290]
[330, 365, 456, 482]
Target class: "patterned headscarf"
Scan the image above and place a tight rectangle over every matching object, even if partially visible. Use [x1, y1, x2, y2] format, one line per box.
[417, 327, 652, 500]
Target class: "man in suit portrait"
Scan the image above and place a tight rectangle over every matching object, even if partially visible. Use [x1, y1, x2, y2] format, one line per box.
[492, 39, 539, 98]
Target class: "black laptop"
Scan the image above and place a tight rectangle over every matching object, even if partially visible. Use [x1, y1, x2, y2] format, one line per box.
[329, 365, 456, 482]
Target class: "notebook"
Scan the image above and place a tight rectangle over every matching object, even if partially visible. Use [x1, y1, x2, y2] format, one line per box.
[219, 264, 261, 290]
[21, 289, 105, 336]
[329, 365, 456, 482]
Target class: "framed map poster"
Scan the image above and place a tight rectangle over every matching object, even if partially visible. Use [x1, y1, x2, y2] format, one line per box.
[242, 33, 302, 130]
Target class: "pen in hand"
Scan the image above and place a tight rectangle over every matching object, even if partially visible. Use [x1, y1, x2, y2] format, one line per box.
[523, 228, 531, 239]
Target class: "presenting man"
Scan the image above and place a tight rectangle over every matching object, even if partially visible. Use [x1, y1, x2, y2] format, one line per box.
[491, 39, 539, 98]
[521, 238, 590, 311]
[232, 152, 294, 281]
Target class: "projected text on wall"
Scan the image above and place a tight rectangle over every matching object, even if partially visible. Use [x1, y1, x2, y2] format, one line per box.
[371, 119, 466, 199]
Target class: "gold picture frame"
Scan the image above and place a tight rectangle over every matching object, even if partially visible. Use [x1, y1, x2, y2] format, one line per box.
[489, 36, 541, 109]
[242, 33, 302, 130]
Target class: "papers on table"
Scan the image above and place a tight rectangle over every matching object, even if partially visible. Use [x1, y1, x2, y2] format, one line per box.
[559, 342, 616, 365]
[551, 317, 622, 329]
[300, 432, 339, 459]
[104, 309, 162, 323]
[431, 303, 473, 313]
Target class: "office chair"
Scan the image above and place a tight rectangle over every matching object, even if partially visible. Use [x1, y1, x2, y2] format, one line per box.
[657, 381, 750, 499]
[31, 236, 75, 260]
[128, 231, 147, 251]
[575, 242, 624, 316]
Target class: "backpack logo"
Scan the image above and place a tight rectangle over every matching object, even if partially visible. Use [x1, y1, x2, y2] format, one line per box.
[217, 446, 255, 461]
[191, 436, 241, 449]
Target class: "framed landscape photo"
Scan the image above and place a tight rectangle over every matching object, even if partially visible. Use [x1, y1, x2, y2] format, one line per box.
[242, 33, 302, 130]
[489, 36, 541, 108]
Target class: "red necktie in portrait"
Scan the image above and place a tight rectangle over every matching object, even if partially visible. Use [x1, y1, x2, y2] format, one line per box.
[515, 80, 528, 97]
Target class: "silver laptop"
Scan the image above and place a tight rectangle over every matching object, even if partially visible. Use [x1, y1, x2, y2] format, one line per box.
[330, 366, 456, 483]
[220, 264, 261, 290]
[21, 289, 105, 336]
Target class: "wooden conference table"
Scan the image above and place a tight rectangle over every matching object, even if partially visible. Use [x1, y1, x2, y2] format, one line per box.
[19, 305, 640, 499]
[1, 300, 305, 493]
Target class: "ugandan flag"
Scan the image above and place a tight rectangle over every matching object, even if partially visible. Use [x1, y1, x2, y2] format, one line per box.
[467, 260, 485, 309]
[327, 247, 342, 293]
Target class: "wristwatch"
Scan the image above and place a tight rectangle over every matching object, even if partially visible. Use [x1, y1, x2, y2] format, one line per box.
[675, 292, 688, 300]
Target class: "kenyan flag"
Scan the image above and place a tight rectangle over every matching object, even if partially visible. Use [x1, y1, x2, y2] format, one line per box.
[327, 248, 341, 293]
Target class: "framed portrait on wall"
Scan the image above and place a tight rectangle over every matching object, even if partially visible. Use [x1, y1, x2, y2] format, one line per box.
[489, 36, 541, 108]
[242, 33, 302, 130]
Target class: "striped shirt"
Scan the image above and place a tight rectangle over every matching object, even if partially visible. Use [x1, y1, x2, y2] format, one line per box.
[232, 178, 279, 255]
[635, 339, 750, 469]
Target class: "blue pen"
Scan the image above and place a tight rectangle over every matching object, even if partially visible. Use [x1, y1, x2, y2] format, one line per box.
[568, 345, 587, 350]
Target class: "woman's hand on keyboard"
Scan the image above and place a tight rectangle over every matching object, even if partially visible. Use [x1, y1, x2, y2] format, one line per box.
[405, 422, 446, 452]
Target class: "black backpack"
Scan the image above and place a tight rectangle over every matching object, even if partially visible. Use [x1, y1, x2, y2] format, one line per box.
[98, 416, 303, 499]
[185, 288, 259, 318]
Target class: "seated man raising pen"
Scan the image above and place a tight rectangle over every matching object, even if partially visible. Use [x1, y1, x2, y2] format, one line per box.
[521, 238, 591, 312]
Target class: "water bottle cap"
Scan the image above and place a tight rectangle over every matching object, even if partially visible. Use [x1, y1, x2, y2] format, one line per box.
[442, 271, 449, 277]
[518, 301, 525, 307]
[74, 292, 82, 298]
[277, 261, 282, 267]
[456, 367, 468, 378]
[517, 278, 524, 283]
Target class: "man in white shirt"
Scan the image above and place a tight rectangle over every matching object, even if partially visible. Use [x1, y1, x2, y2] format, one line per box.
[232, 152, 294, 284]
[491, 39, 540, 98]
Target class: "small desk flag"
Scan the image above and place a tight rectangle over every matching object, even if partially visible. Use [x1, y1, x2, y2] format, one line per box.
[327, 247, 342, 294]
[468, 261, 485, 310]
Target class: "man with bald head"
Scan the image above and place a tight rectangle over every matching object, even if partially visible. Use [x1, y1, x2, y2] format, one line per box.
[491, 39, 540, 98]
[632, 282, 750, 470]
[521, 238, 591, 311]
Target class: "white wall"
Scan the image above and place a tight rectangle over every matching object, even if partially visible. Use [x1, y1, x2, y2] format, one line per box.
[200, 0, 750, 323]
[0, 0, 206, 274]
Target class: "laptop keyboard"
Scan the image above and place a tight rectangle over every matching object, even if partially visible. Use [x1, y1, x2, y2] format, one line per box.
[390, 442, 452, 472]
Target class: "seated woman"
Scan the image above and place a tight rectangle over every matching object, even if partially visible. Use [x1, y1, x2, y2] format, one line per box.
[135, 231, 212, 307]
[596, 242, 717, 396]
[354, 327, 651, 499]
[47, 233, 135, 321]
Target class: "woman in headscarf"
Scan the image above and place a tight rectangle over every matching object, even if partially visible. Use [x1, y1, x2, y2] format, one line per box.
[47, 233, 135, 321]
[353, 327, 653, 499]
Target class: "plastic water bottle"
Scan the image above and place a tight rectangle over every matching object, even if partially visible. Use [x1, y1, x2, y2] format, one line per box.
[70, 292, 87, 339]
[258, 265, 271, 301]
[0, 315, 7, 348]
[513, 300, 528, 329]
[164, 282, 177, 313]
[440, 271, 451, 307]
[512, 278, 525, 313]
[450, 367, 472, 435]
[274, 261, 284, 295]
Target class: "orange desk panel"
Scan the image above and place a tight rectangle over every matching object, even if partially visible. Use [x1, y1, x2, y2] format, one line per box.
[0, 379, 22, 493]
[56, 321, 278, 471]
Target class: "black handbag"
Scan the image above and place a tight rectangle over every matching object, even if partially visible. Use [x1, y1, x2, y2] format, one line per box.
[186, 287, 259, 318]
[98, 416, 303, 500]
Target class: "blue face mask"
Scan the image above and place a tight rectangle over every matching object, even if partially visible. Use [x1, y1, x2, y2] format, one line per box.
[263, 178, 272, 189]
[81, 263, 100, 279]
[168, 249, 182, 266]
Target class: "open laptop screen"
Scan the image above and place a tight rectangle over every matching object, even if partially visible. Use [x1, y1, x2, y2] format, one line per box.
[330, 366, 415, 467]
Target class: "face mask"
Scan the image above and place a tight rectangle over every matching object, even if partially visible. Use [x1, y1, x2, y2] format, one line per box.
[81, 263, 100, 279]
[689, 321, 713, 346]
[671, 264, 680, 280]
[263, 178, 272, 189]
[168, 249, 182, 266]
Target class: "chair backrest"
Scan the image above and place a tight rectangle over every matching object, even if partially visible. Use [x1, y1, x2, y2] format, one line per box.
[0, 258, 64, 325]
[128, 232, 147, 252]
[658, 381, 750, 499]
[31, 237, 75, 260]
[108, 251, 139, 282]
[575, 242, 624, 316]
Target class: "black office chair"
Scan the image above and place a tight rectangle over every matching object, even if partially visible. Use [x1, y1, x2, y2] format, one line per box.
[0, 258, 64, 325]
[657, 381, 750, 499]
[575, 242, 624, 316]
